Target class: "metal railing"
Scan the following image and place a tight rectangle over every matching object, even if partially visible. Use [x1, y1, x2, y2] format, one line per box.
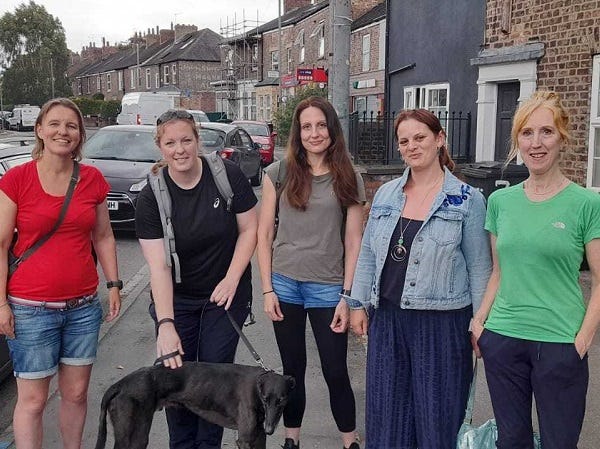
[349, 110, 472, 165]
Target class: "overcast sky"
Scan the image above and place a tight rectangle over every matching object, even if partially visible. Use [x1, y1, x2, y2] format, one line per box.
[1, 0, 280, 53]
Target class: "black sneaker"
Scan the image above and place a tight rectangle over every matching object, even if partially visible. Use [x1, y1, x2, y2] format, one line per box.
[344, 443, 360, 449]
[282, 438, 299, 449]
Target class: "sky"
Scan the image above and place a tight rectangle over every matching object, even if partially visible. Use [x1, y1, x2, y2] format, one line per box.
[1, 0, 280, 53]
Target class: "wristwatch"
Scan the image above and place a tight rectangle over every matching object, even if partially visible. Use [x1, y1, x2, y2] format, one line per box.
[106, 280, 124, 290]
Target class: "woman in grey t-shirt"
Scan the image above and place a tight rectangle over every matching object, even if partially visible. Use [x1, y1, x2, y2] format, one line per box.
[257, 97, 365, 449]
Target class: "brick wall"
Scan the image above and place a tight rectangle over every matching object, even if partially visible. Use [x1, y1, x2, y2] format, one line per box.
[284, 0, 312, 13]
[352, 0, 384, 20]
[350, 21, 382, 74]
[485, 0, 600, 184]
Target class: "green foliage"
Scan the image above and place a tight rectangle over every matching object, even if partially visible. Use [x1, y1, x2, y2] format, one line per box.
[272, 86, 328, 145]
[0, 1, 71, 106]
[71, 97, 100, 116]
[92, 93, 104, 101]
[100, 100, 120, 119]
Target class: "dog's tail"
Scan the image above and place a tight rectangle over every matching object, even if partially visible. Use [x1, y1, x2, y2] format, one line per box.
[94, 383, 121, 449]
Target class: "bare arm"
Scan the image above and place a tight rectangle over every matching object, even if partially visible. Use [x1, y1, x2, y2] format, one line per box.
[331, 203, 364, 333]
[139, 238, 183, 368]
[0, 191, 16, 338]
[210, 205, 258, 310]
[575, 238, 600, 358]
[256, 175, 283, 321]
[92, 201, 121, 322]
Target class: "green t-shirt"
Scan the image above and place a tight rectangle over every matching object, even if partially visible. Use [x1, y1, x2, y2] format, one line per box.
[485, 182, 600, 343]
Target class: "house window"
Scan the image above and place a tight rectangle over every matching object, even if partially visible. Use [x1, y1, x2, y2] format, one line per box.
[96, 75, 101, 91]
[118, 71, 123, 91]
[271, 50, 279, 72]
[287, 48, 292, 74]
[146, 69, 151, 89]
[318, 25, 325, 59]
[130, 69, 135, 89]
[295, 30, 305, 63]
[107, 74, 111, 92]
[252, 44, 259, 72]
[587, 55, 600, 188]
[77, 79, 82, 95]
[172, 64, 177, 85]
[164, 65, 170, 85]
[404, 83, 450, 119]
[155, 72, 160, 88]
[362, 34, 371, 72]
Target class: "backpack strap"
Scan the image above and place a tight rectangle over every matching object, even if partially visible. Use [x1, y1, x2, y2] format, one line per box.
[274, 159, 287, 230]
[205, 152, 234, 212]
[148, 166, 182, 284]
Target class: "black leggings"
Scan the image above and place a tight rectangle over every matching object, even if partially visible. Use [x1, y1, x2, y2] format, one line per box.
[272, 301, 356, 432]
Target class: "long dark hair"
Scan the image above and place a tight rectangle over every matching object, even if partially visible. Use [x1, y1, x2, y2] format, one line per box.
[393, 109, 455, 171]
[284, 96, 359, 210]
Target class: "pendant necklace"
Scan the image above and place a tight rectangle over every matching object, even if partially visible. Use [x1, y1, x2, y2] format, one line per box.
[391, 173, 443, 262]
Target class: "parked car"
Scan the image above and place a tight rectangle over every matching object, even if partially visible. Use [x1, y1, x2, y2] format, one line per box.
[0, 145, 34, 382]
[186, 109, 210, 124]
[8, 105, 40, 131]
[199, 122, 263, 186]
[231, 120, 277, 166]
[82, 125, 160, 229]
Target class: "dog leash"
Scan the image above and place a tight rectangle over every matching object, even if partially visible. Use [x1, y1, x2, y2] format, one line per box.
[226, 310, 269, 371]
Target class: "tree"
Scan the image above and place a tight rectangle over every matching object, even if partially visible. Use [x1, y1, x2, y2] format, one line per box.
[0, 1, 71, 106]
[272, 86, 327, 145]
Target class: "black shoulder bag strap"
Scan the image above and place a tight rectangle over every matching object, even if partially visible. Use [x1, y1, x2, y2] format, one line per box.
[9, 161, 80, 275]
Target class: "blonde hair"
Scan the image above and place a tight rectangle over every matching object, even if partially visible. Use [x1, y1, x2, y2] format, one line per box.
[33, 98, 86, 161]
[507, 90, 570, 163]
[151, 111, 200, 174]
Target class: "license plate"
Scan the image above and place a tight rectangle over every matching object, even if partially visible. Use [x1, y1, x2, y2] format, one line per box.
[107, 200, 119, 210]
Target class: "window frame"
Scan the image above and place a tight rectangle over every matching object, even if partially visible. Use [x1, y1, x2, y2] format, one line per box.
[586, 54, 600, 189]
[403, 82, 450, 119]
[362, 34, 371, 72]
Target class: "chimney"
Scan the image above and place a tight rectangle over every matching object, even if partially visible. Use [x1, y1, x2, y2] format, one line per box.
[283, 0, 311, 14]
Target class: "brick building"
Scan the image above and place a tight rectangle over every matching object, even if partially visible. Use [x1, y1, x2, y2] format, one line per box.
[472, 0, 600, 186]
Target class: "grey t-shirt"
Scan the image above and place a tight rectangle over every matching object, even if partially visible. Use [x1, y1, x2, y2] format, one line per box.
[266, 161, 366, 284]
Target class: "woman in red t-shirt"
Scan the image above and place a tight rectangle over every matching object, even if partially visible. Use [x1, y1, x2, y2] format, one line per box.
[0, 98, 121, 449]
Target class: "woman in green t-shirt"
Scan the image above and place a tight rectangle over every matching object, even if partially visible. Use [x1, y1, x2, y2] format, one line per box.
[472, 90, 600, 449]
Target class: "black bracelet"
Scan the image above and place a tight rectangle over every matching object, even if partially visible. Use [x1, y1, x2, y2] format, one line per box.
[262, 290, 274, 295]
[341, 289, 352, 297]
[157, 317, 175, 328]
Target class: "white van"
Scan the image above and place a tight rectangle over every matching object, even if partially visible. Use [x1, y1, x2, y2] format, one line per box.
[116, 92, 174, 125]
[186, 110, 210, 124]
[8, 105, 40, 131]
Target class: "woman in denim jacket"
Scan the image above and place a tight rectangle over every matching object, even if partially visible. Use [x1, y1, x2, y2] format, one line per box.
[348, 109, 492, 449]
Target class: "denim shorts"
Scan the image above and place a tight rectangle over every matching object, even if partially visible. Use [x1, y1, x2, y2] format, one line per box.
[272, 272, 342, 309]
[6, 294, 103, 379]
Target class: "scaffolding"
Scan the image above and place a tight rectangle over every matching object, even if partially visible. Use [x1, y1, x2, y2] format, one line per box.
[215, 11, 264, 120]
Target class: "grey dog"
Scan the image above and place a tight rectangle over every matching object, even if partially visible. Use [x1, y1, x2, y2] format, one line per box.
[94, 361, 295, 449]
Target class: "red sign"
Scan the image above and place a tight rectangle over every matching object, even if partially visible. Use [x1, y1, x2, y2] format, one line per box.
[296, 68, 328, 84]
[281, 74, 298, 88]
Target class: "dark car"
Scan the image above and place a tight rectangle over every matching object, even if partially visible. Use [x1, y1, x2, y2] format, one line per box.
[231, 120, 277, 166]
[0, 145, 34, 382]
[82, 125, 160, 230]
[199, 122, 263, 186]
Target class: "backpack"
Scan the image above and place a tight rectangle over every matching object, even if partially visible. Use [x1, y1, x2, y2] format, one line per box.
[147, 152, 234, 284]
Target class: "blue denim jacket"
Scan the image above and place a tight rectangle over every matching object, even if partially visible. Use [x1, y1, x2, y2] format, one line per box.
[348, 167, 492, 313]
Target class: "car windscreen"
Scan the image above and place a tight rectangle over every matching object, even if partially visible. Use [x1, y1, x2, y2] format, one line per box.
[84, 129, 161, 162]
[1, 155, 32, 174]
[190, 112, 209, 123]
[237, 124, 269, 136]
[200, 129, 226, 151]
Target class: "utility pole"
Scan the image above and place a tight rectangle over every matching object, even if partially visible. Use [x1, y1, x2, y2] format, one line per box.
[329, 0, 352, 147]
[278, 0, 283, 106]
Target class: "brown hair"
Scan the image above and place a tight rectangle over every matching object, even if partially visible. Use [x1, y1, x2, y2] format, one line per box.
[284, 96, 359, 210]
[33, 98, 86, 161]
[393, 109, 455, 171]
[507, 90, 570, 163]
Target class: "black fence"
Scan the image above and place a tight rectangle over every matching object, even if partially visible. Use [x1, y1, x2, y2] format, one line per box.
[349, 110, 472, 165]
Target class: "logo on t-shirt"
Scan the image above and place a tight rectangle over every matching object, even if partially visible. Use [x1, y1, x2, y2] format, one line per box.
[214, 198, 220, 208]
[552, 221, 566, 229]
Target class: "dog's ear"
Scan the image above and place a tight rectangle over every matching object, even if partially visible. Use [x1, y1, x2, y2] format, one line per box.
[284, 375, 295, 391]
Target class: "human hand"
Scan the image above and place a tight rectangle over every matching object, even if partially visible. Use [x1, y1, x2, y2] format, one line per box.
[105, 289, 121, 322]
[330, 298, 350, 333]
[470, 319, 485, 358]
[349, 308, 368, 336]
[575, 332, 590, 359]
[0, 304, 14, 339]
[156, 323, 184, 369]
[263, 291, 284, 321]
[210, 276, 239, 310]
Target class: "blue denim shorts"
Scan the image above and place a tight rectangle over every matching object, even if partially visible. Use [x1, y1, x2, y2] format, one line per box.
[6, 294, 103, 379]
[272, 272, 342, 309]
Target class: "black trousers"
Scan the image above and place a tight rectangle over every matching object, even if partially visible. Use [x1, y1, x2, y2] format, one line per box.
[479, 329, 589, 449]
[272, 301, 356, 432]
[150, 296, 250, 449]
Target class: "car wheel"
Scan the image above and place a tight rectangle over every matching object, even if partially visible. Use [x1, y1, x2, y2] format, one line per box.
[250, 167, 263, 187]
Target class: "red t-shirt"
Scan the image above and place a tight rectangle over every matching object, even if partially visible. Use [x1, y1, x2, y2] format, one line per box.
[0, 160, 110, 301]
